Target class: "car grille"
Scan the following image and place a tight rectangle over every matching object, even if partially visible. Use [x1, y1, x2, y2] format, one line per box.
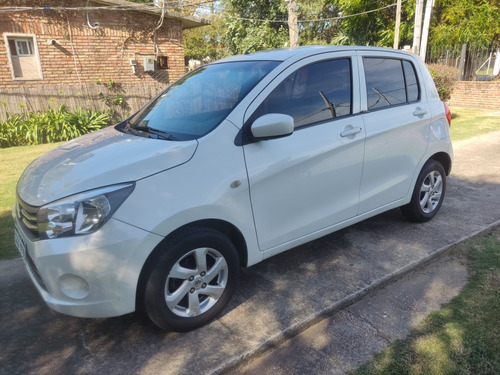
[16, 197, 40, 240]
[15, 197, 48, 292]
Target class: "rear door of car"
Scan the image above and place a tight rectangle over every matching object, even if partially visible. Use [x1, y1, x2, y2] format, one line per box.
[242, 52, 366, 251]
[357, 51, 431, 214]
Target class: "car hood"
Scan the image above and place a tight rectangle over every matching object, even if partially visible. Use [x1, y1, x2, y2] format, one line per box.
[17, 126, 198, 206]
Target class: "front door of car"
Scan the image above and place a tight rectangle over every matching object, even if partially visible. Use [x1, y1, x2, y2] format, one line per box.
[242, 57, 365, 251]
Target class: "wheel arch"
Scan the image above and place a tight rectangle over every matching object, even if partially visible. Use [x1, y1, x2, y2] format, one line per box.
[429, 152, 452, 176]
[135, 219, 248, 310]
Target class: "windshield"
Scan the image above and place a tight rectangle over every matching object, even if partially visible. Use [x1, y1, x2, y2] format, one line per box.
[125, 60, 280, 140]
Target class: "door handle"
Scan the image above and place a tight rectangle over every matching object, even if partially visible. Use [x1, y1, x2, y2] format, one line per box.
[340, 127, 363, 137]
[413, 107, 428, 117]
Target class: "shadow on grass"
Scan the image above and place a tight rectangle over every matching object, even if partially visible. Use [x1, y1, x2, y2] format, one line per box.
[351, 230, 500, 375]
[0, 210, 18, 260]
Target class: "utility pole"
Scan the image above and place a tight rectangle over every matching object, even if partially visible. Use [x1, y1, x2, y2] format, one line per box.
[412, 0, 425, 55]
[419, 0, 434, 62]
[286, 0, 299, 47]
[393, 0, 402, 49]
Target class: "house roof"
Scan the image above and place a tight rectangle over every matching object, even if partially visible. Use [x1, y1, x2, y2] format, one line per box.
[93, 0, 209, 30]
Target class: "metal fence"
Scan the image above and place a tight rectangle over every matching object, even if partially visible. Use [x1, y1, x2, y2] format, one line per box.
[426, 44, 500, 81]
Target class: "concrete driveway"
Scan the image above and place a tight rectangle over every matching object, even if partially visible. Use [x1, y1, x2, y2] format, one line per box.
[1, 130, 500, 375]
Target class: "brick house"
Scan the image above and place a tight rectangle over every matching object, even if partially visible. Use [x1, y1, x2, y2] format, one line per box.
[0, 0, 207, 88]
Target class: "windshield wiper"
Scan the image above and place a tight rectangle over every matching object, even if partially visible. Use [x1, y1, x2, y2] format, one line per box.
[125, 123, 178, 141]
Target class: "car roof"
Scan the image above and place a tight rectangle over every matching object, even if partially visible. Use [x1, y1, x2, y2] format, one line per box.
[218, 45, 411, 63]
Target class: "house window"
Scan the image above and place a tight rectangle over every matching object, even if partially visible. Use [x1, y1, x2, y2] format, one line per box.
[10, 38, 34, 56]
[4, 34, 42, 80]
[157, 56, 169, 69]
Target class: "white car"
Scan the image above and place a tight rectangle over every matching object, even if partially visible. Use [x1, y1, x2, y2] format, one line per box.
[14, 46, 453, 331]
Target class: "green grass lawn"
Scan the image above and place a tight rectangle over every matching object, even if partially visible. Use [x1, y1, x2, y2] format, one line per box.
[351, 228, 500, 375]
[0, 143, 60, 259]
[449, 107, 500, 142]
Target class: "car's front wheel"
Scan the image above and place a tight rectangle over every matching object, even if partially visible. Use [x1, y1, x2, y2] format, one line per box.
[143, 227, 240, 331]
[401, 159, 446, 222]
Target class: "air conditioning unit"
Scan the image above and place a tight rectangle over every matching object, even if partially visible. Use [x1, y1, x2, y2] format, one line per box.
[144, 56, 155, 72]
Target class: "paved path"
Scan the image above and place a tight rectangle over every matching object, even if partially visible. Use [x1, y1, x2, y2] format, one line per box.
[1, 130, 500, 375]
[232, 250, 472, 374]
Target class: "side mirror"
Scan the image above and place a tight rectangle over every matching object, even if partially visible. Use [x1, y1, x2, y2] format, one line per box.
[251, 114, 294, 139]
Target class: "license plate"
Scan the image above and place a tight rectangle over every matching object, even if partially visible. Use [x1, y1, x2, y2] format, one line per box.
[14, 227, 27, 259]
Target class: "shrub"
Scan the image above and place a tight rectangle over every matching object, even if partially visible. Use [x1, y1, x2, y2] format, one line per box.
[0, 107, 111, 148]
[67, 107, 110, 135]
[0, 114, 27, 148]
[427, 64, 459, 102]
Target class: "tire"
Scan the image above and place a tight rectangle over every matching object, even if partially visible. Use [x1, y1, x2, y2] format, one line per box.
[143, 227, 240, 332]
[400, 159, 446, 223]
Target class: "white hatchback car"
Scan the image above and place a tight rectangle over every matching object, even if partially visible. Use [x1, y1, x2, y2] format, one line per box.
[14, 46, 453, 331]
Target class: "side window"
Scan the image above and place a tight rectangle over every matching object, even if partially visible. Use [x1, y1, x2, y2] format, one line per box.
[403, 60, 420, 102]
[364, 58, 406, 109]
[364, 57, 420, 110]
[5, 35, 42, 80]
[253, 58, 352, 128]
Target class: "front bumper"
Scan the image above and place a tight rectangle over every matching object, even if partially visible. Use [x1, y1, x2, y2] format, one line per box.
[13, 209, 163, 318]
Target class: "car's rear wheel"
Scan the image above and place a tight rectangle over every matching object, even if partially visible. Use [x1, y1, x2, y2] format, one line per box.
[401, 159, 446, 222]
[143, 227, 240, 331]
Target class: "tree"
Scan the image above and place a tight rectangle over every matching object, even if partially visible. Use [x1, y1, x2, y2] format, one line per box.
[221, 0, 346, 54]
[334, 0, 415, 47]
[184, 14, 228, 61]
[431, 0, 500, 48]
[295, 0, 341, 45]
[133, 0, 500, 59]
[222, 0, 289, 54]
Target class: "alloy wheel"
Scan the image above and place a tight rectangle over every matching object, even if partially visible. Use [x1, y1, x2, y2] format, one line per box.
[419, 171, 443, 214]
[164, 247, 228, 318]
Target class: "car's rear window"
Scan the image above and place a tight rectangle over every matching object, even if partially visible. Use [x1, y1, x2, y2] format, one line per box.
[127, 61, 280, 140]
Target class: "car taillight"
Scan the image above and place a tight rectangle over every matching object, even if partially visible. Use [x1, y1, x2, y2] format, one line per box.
[444, 103, 451, 127]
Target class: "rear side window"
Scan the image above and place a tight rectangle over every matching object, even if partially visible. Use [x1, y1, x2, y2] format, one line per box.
[252, 58, 352, 128]
[403, 60, 419, 102]
[364, 58, 420, 110]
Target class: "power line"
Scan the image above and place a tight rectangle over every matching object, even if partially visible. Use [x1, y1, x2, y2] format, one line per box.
[229, 0, 407, 24]
[0, 0, 405, 22]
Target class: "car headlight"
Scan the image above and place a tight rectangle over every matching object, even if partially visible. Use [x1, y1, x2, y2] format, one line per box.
[37, 183, 135, 239]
